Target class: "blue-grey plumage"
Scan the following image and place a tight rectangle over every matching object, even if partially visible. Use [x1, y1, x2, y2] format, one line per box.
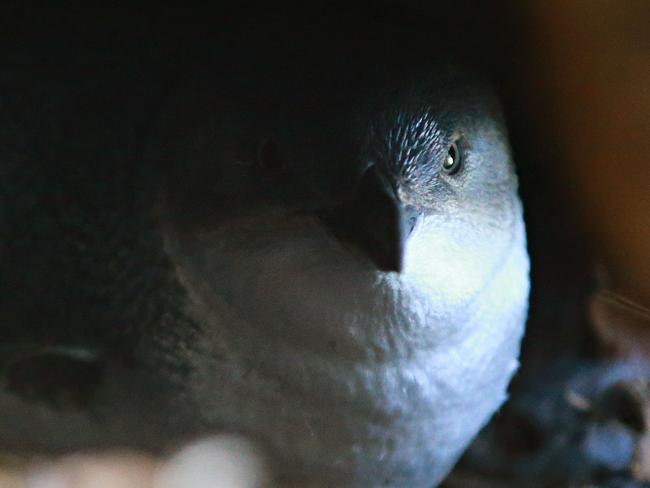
[0, 6, 529, 487]
[152, 68, 529, 487]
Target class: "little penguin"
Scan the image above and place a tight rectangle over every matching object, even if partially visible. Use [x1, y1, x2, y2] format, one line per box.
[0, 6, 530, 487]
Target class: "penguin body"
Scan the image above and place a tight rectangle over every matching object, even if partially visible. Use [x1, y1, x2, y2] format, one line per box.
[0, 6, 529, 486]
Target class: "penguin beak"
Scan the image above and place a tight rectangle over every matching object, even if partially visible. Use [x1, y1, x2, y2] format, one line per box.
[319, 166, 418, 273]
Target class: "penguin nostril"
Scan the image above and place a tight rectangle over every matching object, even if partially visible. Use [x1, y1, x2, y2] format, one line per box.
[404, 205, 419, 235]
[257, 138, 286, 172]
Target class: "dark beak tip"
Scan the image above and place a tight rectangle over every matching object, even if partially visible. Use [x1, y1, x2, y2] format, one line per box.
[317, 165, 415, 275]
[371, 248, 405, 274]
[382, 262, 404, 274]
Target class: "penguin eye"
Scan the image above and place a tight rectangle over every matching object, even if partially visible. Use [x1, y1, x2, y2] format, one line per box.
[442, 141, 462, 175]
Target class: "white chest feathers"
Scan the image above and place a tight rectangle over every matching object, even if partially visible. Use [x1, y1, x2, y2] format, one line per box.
[162, 202, 529, 487]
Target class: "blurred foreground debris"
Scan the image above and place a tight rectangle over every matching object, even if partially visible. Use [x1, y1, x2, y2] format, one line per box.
[0, 435, 270, 488]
